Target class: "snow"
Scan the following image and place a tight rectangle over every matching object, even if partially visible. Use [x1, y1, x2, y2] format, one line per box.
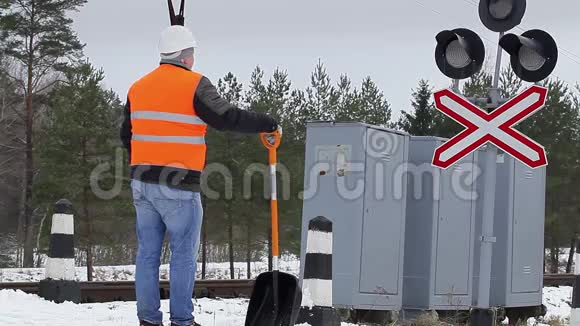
[300, 286, 314, 309]
[0, 254, 576, 324]
[0, 289, 358, 326]
[494, 286, 573, 326]
[0, 255, 301, 283]
[0, 289, 248, 326]
[0, 286, 573, 325]
[535, 286, 572, 324]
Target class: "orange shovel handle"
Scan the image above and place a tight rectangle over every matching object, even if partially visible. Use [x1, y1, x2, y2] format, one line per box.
[260, 130, 281, 269]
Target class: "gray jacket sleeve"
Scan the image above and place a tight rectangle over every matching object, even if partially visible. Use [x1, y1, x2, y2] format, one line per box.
[194, 77, 277, 133]
[120, 98, 132, 158]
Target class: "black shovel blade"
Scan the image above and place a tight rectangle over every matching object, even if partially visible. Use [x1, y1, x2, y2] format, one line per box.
[245, 271, 302, 326]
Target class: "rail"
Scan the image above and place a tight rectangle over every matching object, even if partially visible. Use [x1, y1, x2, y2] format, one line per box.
[0, 279, 254, 303]
[0, 274, 574, 304]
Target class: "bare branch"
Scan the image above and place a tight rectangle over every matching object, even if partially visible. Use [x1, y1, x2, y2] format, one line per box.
[0, 169, 12, 178]
[1, 95, 24, 115]
[2, 116, 20, 129]
[34, 78, 62, 95]
[0, 156, 16, 168]
[0, 149, 23, 158]
[0, 143, 22, 150]
[1, 126, 25, 142]
[3, 70, 26, 94]
[32, 58, 60, 91]
[5, 55, 29, 75]
[14, 0, 33, 17]
[11, 136, 26, 145]
[4, 100, 25, 122]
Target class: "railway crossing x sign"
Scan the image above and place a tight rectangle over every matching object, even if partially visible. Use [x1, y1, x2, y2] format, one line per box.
[431, 85, 548, 169]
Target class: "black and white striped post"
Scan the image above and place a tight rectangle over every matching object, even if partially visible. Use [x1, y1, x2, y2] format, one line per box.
[571, 237, 580, 326]
[297, 216, 341, 326]
[39, 199, 81, 304]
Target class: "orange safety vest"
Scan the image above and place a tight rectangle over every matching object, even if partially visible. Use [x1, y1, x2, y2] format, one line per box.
[128, 64, 207, 172]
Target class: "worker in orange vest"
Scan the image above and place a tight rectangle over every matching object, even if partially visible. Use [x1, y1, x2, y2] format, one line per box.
[120, 25, 278, 326]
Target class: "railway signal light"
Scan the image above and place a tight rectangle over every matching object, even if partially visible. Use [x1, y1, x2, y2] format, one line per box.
[479, 0, 527, 33]
[435, 28, 486, 80]
[499, 29, 558, 82]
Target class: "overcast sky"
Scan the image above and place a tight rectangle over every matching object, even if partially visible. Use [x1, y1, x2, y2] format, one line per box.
[71, 0, 580, 118]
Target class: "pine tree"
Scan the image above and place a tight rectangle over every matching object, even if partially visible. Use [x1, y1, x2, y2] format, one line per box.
[519, 79, 579, 270]
[36, 61, 123, 279]
[305, 60, 337, 121]
[0, 58, 21, 267]
[287, 89, 307, 141]
[357, 77, 392, 127]
[517, 79, 580, 270]
[462, 71, 493, 99]
[208, 72, 245, 279]
[246, 66, 267, 113]
[244, 67, 302, 271]
[398, 79, 437, 136]
[242, 67, 272, 271]
[240, 67, 269, 275]
[334, 74, 360, 122]
[0, 0, 87, 267]
[499, 67, 523, 99]
[266, 68, 291, 120]
[264, 69, 303, 257]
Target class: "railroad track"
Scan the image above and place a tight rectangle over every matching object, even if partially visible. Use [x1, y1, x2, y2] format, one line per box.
[0, 279, 254, 303]
[0, 274, 575, 304]
[543, 273, 575, 287]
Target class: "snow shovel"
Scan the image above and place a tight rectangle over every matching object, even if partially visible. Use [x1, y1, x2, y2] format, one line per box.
[245, 129, 302, 326]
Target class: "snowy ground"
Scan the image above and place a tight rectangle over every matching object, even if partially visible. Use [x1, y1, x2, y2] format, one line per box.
[0, 286, 573, 325]
[0, 254, 575, 325]
[0, 289, 249, 326]
[540, 286, 573, 323]
[0, 289, 358, 326]
[0, 247, 567, 283]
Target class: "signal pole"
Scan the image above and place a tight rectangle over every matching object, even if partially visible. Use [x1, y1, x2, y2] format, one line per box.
[472, 31, 505, 326]
[491, 32, 505, 106]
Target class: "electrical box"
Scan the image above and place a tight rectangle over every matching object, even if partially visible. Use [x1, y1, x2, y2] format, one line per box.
[299, 122, 410, 310]
[402, 137, 479, 311]
[487, 155, 546, 307]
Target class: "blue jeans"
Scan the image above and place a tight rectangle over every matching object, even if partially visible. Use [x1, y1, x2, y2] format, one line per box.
[131, 179, 203, 326]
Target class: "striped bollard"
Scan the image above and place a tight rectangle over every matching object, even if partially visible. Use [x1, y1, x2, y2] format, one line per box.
[297, 216, 341, 326]
[571, 238, 580, 326]
[39, 199, 81, 303]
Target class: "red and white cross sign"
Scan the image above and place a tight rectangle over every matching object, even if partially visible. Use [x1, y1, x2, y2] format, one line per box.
[432, 85, 548, 169]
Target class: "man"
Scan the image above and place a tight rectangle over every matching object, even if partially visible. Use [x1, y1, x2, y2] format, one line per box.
[120, 25, 278, 326]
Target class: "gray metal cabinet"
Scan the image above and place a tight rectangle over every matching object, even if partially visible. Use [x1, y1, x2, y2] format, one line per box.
[300, 122, 410, 310]
[489, 156, 545, 307]
[402, 137, 478, 311]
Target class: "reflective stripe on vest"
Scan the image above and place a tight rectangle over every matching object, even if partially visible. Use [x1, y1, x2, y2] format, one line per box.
[131, 111, 206, 126]
[128, 65, 206, 171]
[132, 135, 205, 145]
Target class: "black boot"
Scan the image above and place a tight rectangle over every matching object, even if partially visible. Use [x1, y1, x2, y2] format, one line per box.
[171, 323, 201, 326]
[139, 321, 161, 326]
